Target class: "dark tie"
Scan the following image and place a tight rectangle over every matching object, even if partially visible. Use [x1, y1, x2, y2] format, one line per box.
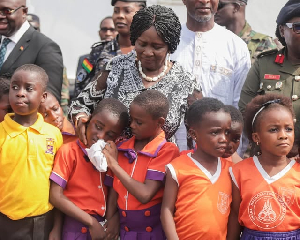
[0, 38, 11, 70]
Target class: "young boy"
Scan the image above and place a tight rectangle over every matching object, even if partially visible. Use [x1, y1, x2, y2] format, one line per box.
[49, 98, 130, 240]
[0, 77, 11, 122]
[0, 64, 63, 239]
[103, 90, 180, 240]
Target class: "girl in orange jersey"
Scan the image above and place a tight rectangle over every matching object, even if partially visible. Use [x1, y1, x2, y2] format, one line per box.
[227, 93, 300, 240]
[161, 98, 233, 240]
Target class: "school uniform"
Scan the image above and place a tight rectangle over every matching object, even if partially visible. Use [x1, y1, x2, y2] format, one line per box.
[230, 156, 300, 239]
[61, 117, 77, 144]
[50, 140, 106, 240]
[0, 113, 63, 239]
[167, 153, 232, 240]
[105, 131, 179, 240]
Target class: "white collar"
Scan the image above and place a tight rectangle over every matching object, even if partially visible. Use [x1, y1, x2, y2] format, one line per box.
[188, 152, 221, 184]
[2, 20, 30, 44]
[253, 155, 295, 184]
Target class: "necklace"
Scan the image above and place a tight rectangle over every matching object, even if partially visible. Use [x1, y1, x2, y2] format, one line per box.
[138, 56, 169, 82]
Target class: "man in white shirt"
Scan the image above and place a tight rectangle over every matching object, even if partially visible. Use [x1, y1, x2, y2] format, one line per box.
[172, 0, 251, 151]
[0, 0, 63, 101]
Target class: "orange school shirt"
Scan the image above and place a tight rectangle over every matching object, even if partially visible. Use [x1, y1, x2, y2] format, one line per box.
[167, 153, 232, 240]
[50, 140, 107, 216]
[230, 156, 300, 232]
[106, 131, 179, 210]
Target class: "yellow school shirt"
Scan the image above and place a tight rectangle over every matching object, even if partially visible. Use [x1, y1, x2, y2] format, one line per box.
[0, 113, 63, 220]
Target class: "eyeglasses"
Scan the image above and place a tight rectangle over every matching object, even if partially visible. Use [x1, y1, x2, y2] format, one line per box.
[0, 6, 25, 16]
[100, 28, 116, 32]
[217, 1, 244, 11]
[285, 22, 300, 34]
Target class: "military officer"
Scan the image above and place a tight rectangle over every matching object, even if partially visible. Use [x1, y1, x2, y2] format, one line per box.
[215, 0, 280, 64]
[73, 0, 146, 98]
[239, 0, 300, 156]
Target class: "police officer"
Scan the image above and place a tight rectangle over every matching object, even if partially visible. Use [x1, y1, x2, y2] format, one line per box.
[74, 0, 146, 97]
[239, 0, 300, 156]
[215, 0, 280, 64]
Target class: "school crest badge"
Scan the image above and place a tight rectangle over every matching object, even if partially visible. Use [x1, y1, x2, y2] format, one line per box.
[279, 187, 295, 206]
[45, 138, 54, 154]
[217, 192, 230, 214]
[248, 191, 286, 229]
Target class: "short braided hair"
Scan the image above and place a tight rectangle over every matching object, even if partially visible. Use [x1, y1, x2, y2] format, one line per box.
[0, 76, 10, 99]
[130, 5, 181, 54]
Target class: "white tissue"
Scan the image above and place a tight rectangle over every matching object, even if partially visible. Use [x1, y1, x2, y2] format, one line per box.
[85, 140, 108, 172]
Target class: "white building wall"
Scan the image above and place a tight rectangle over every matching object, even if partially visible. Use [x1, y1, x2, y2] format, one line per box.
[27, 0, 287, 81]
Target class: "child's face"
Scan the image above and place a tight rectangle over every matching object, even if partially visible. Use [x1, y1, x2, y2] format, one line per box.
[0, 93, 11, 122]
[86, 108, 124, 148]
[190, 111, 231, 157]
[9, 70, 46, 116]
[222, 121, 243, 158]
[129, 103, 162, 141]
[252, 108, 294, 157]
[39, 93, 64, 130]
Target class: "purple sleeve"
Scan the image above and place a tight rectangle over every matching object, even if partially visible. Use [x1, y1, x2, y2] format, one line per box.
[50, 172, 67, 189]
[146, 169, 165, 182]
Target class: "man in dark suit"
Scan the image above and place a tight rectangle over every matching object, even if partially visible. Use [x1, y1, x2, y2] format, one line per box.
[0, 0, 63, 101]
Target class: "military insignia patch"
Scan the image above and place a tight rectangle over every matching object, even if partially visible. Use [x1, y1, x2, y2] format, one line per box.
[82, 58, 93, 73]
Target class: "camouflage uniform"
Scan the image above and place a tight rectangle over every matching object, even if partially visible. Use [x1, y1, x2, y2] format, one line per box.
[60, 67, 69, 116]
[74, 37, 121, 97]
[239, 22, 278, 64]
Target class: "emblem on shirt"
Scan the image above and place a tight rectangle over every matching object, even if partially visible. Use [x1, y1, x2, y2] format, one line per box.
[248, 191, 286, 229]
[45, 138, 55, 155]
[279, 187, 295, 206]
[217, 192, 230, 214]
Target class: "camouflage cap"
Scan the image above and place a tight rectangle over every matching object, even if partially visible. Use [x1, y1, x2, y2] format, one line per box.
[277, 0, 300, 24]
[111, 0, 146, 6]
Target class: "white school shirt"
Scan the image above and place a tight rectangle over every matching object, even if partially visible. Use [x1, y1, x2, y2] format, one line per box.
[172, 23, 251, 151]
[0, 20, 30, 62]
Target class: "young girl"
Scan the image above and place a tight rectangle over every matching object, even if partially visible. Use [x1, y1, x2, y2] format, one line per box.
[227, 93, 300, 239]
[49, 98, 129, 240]
[103, 90, 180, 240]
[39, 91, 77, 143]
[161, 97, 232, 240]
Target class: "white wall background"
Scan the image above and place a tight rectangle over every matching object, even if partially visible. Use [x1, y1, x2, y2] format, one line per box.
[27, 0, 287, 81]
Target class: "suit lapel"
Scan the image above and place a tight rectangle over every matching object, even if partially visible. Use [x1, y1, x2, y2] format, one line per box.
[1, 26, 35, 73]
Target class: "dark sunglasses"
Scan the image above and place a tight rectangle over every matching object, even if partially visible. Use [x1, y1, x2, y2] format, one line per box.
[285, 22, 300, 34]
[217, 1, 243, 11]
[100, 27, 116, 32]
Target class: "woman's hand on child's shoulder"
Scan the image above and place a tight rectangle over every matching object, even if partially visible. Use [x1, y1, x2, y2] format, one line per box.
[89, 216, 106, 240]
[103, 141, 119, 168]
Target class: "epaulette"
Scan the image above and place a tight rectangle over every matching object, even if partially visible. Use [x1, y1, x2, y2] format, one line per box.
[91, 40, 110, 49]
[257, 48, 278, 58]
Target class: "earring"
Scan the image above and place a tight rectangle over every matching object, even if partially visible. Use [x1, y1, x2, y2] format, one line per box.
[256, 142, 259, 146]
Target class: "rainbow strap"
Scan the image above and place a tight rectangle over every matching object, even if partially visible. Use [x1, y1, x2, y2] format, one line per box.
[82, 58, 93, 73]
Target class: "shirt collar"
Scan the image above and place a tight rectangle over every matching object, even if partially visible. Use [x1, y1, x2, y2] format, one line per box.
[118, 130, 167, 158]
[2, 20, 30, 44]
[2, 112, 45, 137]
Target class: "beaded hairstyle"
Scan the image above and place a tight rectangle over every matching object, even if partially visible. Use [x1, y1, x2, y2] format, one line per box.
[187, 98, 230, 128]
[131, 89, 169, 119]
[92, 98, 130, 129]
[130, 5, 181, 54]
[0, 77, 10, 99]
[244, 93, 294, 141]
[13, 64, 49, 92]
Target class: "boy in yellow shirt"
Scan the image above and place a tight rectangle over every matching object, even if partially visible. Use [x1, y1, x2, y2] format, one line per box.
[0, 64, 63, 239]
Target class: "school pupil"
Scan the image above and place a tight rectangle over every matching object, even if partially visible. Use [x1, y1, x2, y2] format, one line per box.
[39, 91, 77, 143]
[49, 98, 129, 240]
[161, 98, 232, 240]
[0, 77, 12, 122]
[0, 64, 63, 239]
[103, 89, 180, 240]
[222, 105, 244, 164]
[227, 93, 300, 239]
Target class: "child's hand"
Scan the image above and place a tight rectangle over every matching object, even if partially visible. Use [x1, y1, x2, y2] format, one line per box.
[89, 217, 106, 240]
[48, 228, 61, 240]
[103, 141, 119, 168]
[104, 212, 120, 240]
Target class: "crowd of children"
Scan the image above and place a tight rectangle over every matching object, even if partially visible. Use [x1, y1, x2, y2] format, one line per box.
[0, 64, 300, 240]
